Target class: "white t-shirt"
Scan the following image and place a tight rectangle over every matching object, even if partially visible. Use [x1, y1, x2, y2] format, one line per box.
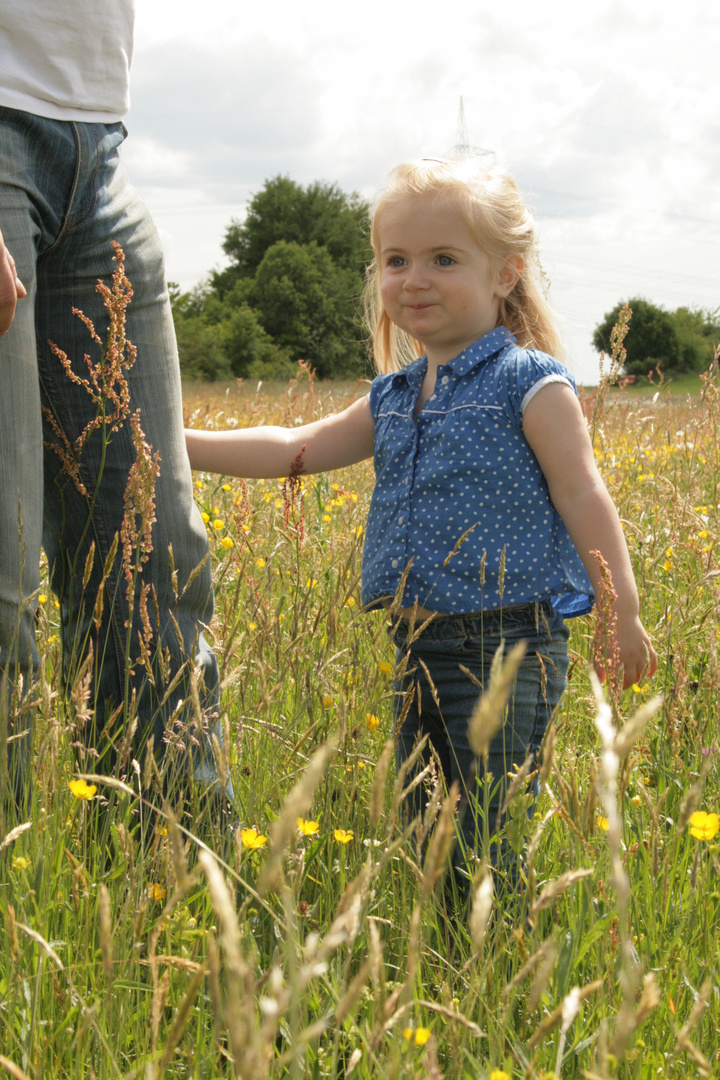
[0, 0, 135, 122]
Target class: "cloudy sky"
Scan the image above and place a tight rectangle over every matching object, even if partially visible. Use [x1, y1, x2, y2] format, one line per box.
[125, 0, 719, 384]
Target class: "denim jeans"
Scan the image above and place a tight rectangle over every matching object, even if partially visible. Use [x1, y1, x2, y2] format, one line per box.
[393, 601, 569, 890]
[0, 107, 227, 803]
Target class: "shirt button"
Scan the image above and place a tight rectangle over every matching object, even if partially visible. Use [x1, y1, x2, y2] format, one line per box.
[391, 559, 399, 569]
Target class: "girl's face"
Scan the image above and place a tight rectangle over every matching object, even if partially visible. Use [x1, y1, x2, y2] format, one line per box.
[376, 195, 518, 365]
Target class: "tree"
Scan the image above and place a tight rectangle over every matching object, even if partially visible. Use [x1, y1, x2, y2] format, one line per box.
[213, 175, 372, 295]
[173, 176, 373, 381]
[248, 241, 366, 379]
[593, 298, 720, 378]
[593, 298, 681, 377]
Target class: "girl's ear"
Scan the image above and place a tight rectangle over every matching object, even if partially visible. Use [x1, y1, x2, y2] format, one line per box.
[496, 256, 523, 297]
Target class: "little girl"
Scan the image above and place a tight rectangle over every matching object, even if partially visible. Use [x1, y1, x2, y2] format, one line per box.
[186, 157, 657, 888]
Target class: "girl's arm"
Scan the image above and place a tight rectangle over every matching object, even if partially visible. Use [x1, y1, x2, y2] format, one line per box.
[522, 382, 658, 689]
[185, 394, 375, 479]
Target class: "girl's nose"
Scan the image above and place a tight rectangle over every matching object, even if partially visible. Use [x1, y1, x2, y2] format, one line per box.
[404, 263, 430, 291]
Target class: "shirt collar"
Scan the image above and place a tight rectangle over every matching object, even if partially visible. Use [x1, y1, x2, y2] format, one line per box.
[392, 326, 517, 387]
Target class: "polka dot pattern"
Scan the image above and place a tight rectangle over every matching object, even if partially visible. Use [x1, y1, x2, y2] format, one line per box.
[361, 326, 594, 616]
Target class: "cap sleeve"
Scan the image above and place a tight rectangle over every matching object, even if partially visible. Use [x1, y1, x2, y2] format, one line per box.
[497, 347, 576, 427]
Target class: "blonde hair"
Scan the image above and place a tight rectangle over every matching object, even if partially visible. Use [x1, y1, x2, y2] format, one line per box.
[364, 157, 564, 374]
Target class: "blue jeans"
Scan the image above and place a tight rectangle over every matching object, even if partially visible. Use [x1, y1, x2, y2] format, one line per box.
[393, 601, 569, 890]
[0, 107, 227, 803]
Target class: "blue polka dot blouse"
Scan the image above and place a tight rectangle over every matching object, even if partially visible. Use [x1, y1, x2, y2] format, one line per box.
[360, 326, 594, 617]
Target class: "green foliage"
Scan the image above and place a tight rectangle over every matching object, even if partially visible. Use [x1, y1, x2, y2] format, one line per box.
[593, 297, 720, 378]
[248, 240, 366, 378]
[216, 174, 372, 285]
[171, 176, 372, 381]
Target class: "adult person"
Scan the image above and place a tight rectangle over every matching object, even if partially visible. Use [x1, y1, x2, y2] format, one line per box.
[0, 1, 229, 815]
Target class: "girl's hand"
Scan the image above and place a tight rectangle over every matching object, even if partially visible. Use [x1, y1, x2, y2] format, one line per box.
[593, 613, 658, 690]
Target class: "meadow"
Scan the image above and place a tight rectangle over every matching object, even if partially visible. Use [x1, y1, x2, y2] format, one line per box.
[1, 341, 719, 1078]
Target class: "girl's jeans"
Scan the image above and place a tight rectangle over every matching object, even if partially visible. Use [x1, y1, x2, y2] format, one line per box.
[393, 601, 569, 892]
[0, 107, 226, 804]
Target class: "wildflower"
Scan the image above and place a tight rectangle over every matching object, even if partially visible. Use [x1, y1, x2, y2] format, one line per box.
[297, 818, 320, 836]
[241, 828, 268, 849]
[323, 514, 331, 522]
[306, 578, 318, 589]
[201, 511, 210, 524]
[378, 660, 393, 675]
[195, 479, 204, 489]
[69, 778, 97, 800]
[212, 519, 224, 531]
[630, 794, 642, 806]
[38, 593, 47, 604]
[248, 622, 257, 631]
[688, 811, 720, 841]
[12, 856, 31, 871]
[220, 536, 234, 549]
[322, 694, 334, 709]
[242, 523, 250, 532]
[334, 829, 353, 844]
[489, 1071, 512, 1080]
[365, 713, 380, 732]
[596, 815, 609, 831]
[256, 558, 266, 569]
[344, 596, 356, 607]
[147, 883, 167, 902]
[222, 483, 231, 491]
[402, 1027, 431, 1046]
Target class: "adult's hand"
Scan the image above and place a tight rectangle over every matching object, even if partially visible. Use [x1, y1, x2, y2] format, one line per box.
[0, 227, 27, 336]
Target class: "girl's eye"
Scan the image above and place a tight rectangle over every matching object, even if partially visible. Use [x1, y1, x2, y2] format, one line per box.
[437, 255, 455, 267]
[387, 256, 406, 268]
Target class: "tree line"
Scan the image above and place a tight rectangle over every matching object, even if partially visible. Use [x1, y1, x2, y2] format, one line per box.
[171, 174, 719, 382]
[170, 175, 372, 382]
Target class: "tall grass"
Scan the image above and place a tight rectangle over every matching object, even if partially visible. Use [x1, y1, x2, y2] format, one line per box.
[2, 314, 719, 1076]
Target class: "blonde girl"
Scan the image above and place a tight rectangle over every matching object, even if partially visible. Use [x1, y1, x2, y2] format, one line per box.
[186, 157, 656, 889]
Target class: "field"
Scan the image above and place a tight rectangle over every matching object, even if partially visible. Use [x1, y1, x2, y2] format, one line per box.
[2, 354, 719, 1079]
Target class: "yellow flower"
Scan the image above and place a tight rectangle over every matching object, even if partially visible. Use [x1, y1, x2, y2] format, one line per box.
[12, 856, 31, 871]
[630, 794, 642, 806]
[201, 511, 210, 524]
[241, 523, 251, 532]
[38, 593, 47, 604]
[322, 694, 334, 709]
[297, 818, 320, 836]
[248, 622, 257, 631]
[688, 811, 720, 841]
[195, 479, 204, 489]
[334, 828, 353, 844]
[344, 596, 356, 607]
[222, 483, 231, 491]
[213, 519, 224, 531]
[241, 828, 268, 849]
[402, 1027, 431, 1046]
[378, 660, 393, 675]
[323, 514, 331, 522]
[256, 558, 266, 568]
[306, 578, 318, 589]
[220, 536, 234, 549]
[69, 778, 97, 800]
[596, 815, 609, 831]
[365, 713, 380, 732]
[147, 883, 167, 902]
[489, 1071, 512, 1080]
